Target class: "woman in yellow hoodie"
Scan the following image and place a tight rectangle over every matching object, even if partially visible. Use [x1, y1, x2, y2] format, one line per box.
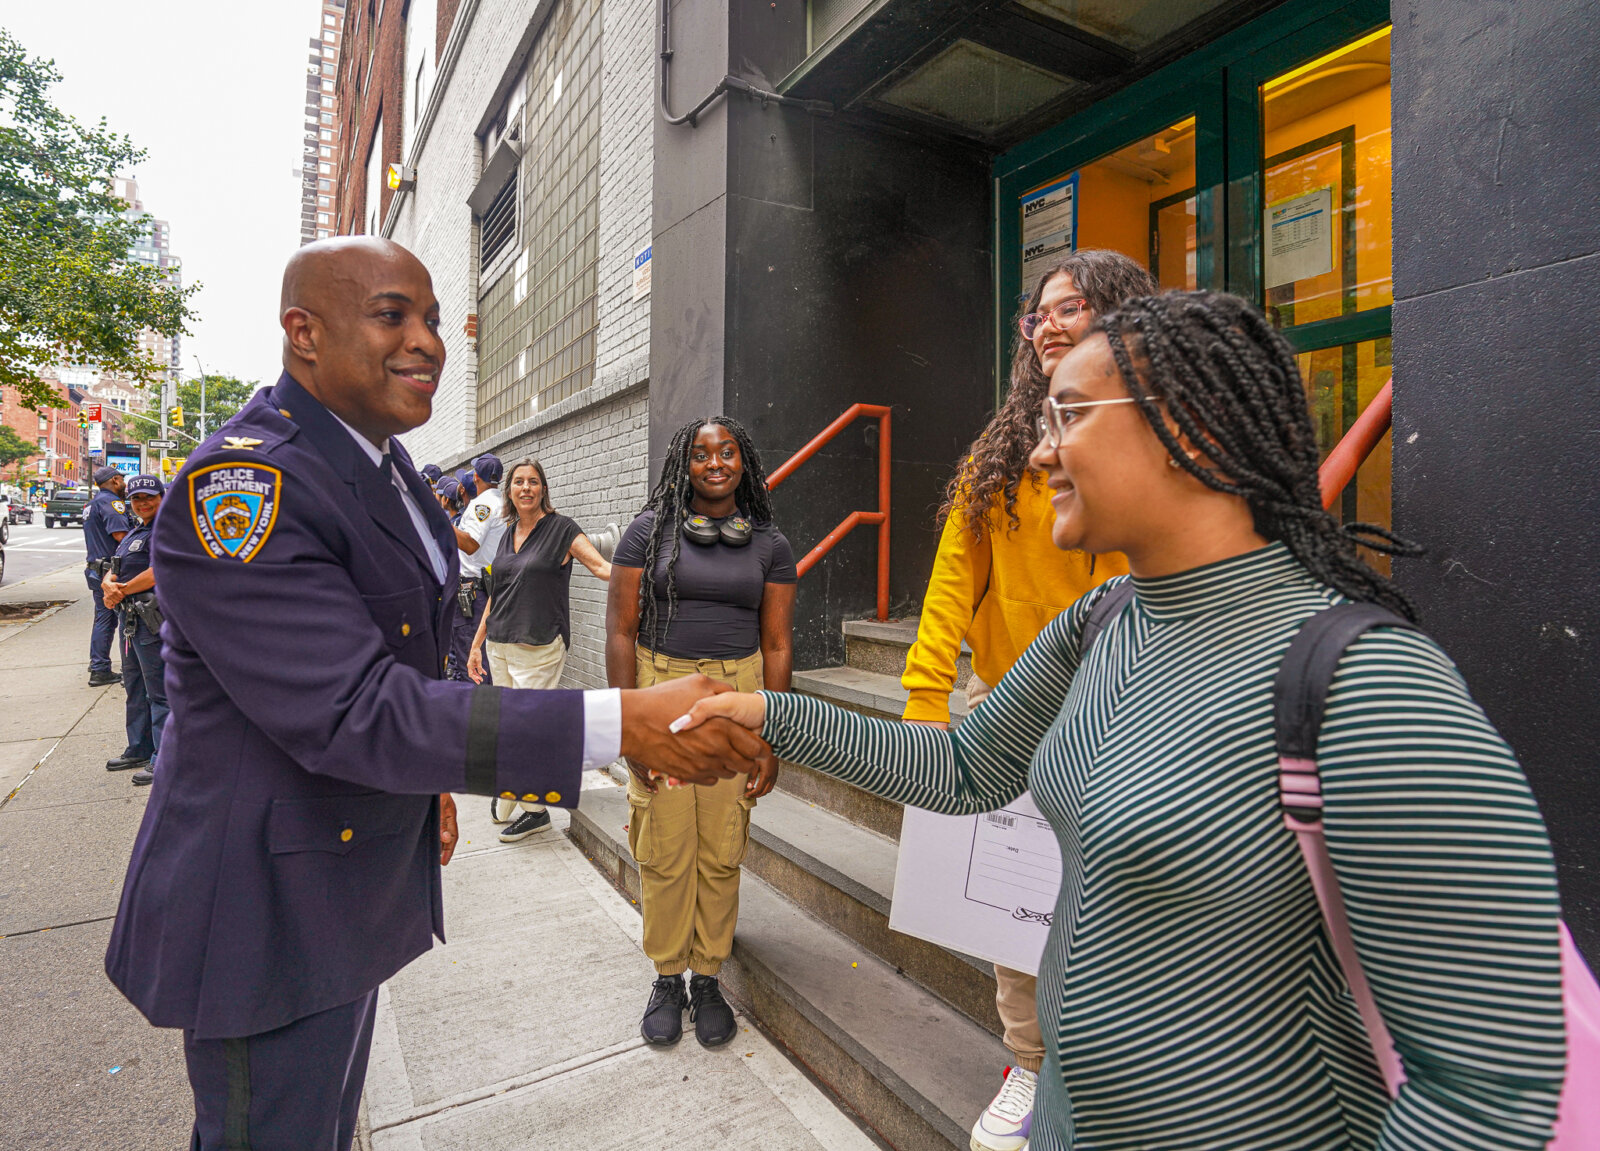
[901, 249, 1155, 1151]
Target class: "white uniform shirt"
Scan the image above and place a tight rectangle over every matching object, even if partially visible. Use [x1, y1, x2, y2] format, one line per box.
[458, 487, 506, 578]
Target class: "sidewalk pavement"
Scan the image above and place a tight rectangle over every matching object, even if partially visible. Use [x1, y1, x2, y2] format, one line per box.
[0, 560, 884, 1151]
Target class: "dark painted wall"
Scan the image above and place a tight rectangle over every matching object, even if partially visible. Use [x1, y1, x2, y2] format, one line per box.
[1391, 0, 1600, 956]
[652, 0, 995, 669]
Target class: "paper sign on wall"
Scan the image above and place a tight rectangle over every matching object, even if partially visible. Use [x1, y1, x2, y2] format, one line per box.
[1021, 173, 1079, 285]
[632, 245, 652, 302]
[889, 791, 1062, 975]
[1264, 186, 1334, 289]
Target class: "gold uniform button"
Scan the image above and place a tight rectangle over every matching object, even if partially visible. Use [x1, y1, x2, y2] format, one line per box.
[545, 791, 561, 804]
[340, 828, 354, 843]
[279, 408, 293, 417]
[500, 791, 515, 800]
[401, 623, 411, 637]
[522, 793, 538, 803]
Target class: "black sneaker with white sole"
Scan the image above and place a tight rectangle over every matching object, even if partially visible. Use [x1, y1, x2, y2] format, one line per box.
[640, 974, 686, 1045]
[689, 974, 737, 1047]
[498, 809, 551, 842]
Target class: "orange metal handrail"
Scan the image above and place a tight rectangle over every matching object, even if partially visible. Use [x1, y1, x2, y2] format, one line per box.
[767, 403, 892, 621]
[1318, 379, 1392, 510]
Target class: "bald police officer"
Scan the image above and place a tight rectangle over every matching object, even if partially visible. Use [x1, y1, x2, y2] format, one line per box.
[84, 465, 133, 688]
[104, 238, 767, 1151]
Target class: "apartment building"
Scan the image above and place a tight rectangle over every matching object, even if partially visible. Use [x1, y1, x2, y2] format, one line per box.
[300, 0, 348, 244]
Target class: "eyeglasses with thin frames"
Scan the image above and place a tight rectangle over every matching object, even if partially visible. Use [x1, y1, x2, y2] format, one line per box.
[1036, 396, 1142, 448]
[1020, 299, 1089, 341]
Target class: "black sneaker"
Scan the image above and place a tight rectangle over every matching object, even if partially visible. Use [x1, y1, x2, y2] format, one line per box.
[88, 671, 119, 687]
[498, 809, 550, 842]
[640, 974, 687, 1046]
[689, 974, 737, 1047]
[131, 768, 154, 787]
[106, 755, 148, 772]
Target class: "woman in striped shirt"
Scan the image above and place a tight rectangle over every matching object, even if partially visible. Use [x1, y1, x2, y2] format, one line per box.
[680, 291, 1566, 1149]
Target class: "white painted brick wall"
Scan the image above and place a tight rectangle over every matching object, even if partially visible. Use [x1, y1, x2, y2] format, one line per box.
[490, 384, 650, 688]
[596, 0, 653, 393]
[388, 0, 657, 686]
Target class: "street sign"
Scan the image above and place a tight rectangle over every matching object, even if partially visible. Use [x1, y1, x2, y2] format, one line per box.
[87, 423, 103, 453]
[83, 403, 102, 422]
[147, 439, 179, 450]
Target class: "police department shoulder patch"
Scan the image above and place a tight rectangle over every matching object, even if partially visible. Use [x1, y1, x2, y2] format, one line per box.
[112, 500, 126, 514]
[189, 462, 283, 562]
[475, 505, 490, 522]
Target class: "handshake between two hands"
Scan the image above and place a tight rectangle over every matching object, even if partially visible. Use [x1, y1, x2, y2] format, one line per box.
[439, 677, 767, 868]
[619, 675, 770, 796]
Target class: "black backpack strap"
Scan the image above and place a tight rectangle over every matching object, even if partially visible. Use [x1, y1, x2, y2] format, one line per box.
[1274, 603, 1418, 824]
[1079, 580, 1135, 657]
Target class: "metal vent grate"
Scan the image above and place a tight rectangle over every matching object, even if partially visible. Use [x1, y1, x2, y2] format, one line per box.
[479, 175, 517, 268]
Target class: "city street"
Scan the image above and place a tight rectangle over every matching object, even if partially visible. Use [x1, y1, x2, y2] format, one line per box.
[3, 521, 88, 586]
[0, 562, 884, 1150]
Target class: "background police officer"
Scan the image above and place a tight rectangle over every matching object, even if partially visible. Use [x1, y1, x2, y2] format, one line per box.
[84, 465, 132, 687]
[448, 453, 505, 682]
[103, 237, 767, 1151]
[101, 475, 167, 785]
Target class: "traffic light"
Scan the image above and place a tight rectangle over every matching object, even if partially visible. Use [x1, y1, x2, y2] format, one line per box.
[170, 406, 184, 427]
[77, 412, 88, 430]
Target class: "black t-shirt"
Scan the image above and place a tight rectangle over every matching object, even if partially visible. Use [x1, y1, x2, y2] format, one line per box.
[483, 513, 584, 647]
[614, 508, 797, 660]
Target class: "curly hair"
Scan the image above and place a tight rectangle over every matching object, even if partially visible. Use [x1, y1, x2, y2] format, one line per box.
[940, 249, 1159, 540]
[637, 416, 775, 651]
[1100, 290, 1420, 619]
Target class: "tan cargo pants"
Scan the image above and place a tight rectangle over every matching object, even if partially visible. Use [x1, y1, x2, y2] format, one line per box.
[968, 674, 1046, 1072]
[626, 646, 763, 976]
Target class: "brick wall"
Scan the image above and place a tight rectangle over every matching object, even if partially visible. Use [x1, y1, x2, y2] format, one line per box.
[387, 0, 555, 469]
[335, 0, 406, 234]
[385, 0, 659, 686]
[486, 383, 649, 688]
[595, 0, 654, 395]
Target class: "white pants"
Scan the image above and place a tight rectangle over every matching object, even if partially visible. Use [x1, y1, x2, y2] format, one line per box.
[487, 638, 567, 818]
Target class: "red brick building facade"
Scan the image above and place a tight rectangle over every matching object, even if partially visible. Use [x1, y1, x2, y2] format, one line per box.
[334, 0, 465, 236]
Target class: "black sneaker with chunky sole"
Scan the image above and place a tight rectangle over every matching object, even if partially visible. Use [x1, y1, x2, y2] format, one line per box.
[131, 768, 154, 787]
[106, 755, 148, 772]
[498, 809, 551, 842]
[689, 974, 737, 1047]
[88, 671, 120, 687]
[641, 974, 686, 1046]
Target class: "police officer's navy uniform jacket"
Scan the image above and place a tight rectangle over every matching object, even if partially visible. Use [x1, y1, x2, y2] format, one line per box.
[106, 373, 589, 1040]
[84, 486, 133, 565]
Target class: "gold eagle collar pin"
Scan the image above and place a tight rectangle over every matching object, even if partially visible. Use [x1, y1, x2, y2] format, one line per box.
[223, 436, 264, 451]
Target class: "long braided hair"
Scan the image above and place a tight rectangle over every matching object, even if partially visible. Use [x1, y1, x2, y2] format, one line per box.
[940, 249, 1158, 540]
[1099, 290, 1421, 619]
[637, 416, 775, 650]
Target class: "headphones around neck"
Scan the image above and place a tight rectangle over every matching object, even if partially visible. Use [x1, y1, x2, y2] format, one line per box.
[682, 511, 754, 548]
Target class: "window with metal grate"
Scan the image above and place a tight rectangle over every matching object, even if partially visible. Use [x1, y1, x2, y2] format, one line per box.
[480, 174, 517, 268]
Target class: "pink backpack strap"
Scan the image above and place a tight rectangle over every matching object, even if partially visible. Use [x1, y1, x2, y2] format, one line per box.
[1282, 755, 1407, 1096]
[1275, 605, 1419, 1098]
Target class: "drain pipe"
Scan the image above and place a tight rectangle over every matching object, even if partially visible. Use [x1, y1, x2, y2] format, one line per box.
[659, 0, 833, 126]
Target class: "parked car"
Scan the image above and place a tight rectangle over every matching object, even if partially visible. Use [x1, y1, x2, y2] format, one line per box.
[44, 488, 92, 529]
[0, 491, 32, 528]
[0, 531, 6, 585]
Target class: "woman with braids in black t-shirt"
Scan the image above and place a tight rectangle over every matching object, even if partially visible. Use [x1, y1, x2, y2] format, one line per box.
[606, 416, 796, 1050]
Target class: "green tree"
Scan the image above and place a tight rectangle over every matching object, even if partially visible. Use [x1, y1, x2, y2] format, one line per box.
[124, 374, 258, 446]
[0, 423, 33, 469]
[0, 30, 198, 412]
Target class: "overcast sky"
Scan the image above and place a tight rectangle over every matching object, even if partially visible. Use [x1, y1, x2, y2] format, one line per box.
[3, 2, 323, 385]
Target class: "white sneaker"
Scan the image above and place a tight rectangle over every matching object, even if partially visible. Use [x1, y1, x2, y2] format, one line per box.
[971, 1066, 1036, 1151]
[490, 795, 518, 824]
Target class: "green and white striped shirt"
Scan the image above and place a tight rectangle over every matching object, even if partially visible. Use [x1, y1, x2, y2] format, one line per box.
[762, 544, 1564, 1149]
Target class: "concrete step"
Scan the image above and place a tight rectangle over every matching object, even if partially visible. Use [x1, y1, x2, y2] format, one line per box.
[747, 790, 1002, 1038]
[842, 618, 971, 689]
[780, 666, 966, 840]
[569, 787, 1008, 1151]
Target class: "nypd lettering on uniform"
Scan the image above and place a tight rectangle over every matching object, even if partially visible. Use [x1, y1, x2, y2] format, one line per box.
[189, 462, 283, 562]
